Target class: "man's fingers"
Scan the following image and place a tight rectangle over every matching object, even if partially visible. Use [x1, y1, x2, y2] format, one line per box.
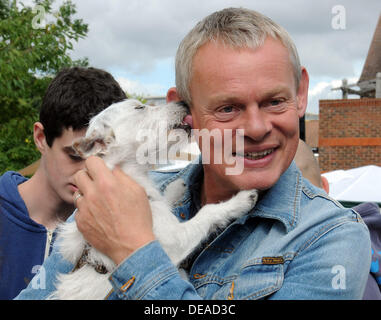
[73, 167, 93, 196]
[83, 156, 113, 181]
[73, 191, 83, 208]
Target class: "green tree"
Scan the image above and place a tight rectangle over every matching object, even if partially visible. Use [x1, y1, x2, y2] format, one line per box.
[0, 0, 88, 173]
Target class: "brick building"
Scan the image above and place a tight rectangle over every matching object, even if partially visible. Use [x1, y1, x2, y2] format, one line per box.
[318, 14, 381, 172]
[319, 98, 381, 172]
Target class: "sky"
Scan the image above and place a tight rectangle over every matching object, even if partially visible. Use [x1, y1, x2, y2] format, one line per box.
[38, 0, 381, 114]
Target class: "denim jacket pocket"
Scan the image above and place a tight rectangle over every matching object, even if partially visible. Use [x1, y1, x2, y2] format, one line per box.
[230, 262, 284, 300]
[194, 258, 284, 300]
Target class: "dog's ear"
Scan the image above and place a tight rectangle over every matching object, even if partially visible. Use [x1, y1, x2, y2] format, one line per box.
[72, 126, 116, 159]
[72, 137, 107, 159]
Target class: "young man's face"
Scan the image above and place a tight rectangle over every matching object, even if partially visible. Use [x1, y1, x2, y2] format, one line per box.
[40, 127, 87, 205]
[187, 37, 309, 197]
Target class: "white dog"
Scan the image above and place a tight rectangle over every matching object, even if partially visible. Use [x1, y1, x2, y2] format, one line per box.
[49, 99, 258, 300]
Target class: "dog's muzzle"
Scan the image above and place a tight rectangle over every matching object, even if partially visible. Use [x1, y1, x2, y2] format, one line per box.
[172, 101, 192, 135]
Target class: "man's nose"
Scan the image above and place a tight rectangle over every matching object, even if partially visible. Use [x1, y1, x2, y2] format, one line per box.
[240, 104, 272, 141]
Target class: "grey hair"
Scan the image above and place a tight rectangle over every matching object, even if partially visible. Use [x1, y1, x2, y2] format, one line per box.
[175, 7, 302, 106]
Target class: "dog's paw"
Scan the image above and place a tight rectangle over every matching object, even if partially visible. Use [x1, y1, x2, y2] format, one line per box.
[197, 189, 258, 227]
[164, 178, 187, 206]
[248, 190, 259, 205]
[227, 189, 258, 214]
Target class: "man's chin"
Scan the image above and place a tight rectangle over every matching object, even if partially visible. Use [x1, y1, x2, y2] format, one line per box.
[227, 169, 281, 191]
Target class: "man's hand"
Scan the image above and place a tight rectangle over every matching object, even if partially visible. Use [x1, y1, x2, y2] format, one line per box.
[73, 156, 156, 265]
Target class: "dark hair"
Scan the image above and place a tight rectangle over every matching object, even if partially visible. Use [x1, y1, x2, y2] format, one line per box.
[39, 67, 126, 146]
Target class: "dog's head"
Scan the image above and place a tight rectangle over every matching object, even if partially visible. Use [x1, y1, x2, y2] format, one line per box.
[72, 99, 192, 168]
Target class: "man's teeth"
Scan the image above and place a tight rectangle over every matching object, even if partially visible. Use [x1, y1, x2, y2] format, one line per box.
[235, 148, 274, 160]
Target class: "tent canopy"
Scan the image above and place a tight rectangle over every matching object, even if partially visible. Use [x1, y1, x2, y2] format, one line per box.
[322, 165, 381, 205]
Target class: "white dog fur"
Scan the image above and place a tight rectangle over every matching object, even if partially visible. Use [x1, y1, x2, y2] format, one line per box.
[49, 99, 258, 300]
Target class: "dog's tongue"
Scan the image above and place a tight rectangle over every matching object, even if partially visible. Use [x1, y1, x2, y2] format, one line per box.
[183, 114, 193, 128]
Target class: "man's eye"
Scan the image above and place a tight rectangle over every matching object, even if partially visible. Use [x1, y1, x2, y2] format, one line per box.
[221, 106, 234, 113]
[270, 99, 282, 106]
[215, 105, 239, 121]
[263, 99, 289, 113]
[217, 105, 238, 114]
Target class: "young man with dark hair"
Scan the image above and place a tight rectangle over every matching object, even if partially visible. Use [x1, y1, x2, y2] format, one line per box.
[0, 67, 126, 299]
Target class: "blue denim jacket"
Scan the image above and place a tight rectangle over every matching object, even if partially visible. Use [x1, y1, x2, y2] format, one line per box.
[16, 161, 371, 300]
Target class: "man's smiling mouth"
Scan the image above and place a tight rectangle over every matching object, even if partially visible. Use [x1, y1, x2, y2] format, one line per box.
[233, 148, 275, 160]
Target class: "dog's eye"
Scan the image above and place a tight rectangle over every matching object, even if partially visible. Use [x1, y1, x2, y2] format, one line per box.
[134, 105, 145, 110]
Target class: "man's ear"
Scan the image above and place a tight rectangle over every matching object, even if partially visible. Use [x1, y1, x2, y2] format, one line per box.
[296, 67, 309, 118]
[321, 176, 330, 194]
[166, 87, 181, 103]
[33, 122, 49, 153]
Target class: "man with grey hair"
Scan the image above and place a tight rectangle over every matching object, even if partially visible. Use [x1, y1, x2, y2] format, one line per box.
[17, 7, 370, 300]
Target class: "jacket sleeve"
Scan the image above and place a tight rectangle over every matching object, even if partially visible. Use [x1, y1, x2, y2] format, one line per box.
[106, 240, 202, 300]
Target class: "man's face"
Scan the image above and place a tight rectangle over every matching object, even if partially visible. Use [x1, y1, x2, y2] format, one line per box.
[41, 127, 87, 205]
[188, 37, 308, 195]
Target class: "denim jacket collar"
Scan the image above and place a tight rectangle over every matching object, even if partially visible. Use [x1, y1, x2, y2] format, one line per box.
[252, 161, 302, 233]
[157, 159, 302, 234]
